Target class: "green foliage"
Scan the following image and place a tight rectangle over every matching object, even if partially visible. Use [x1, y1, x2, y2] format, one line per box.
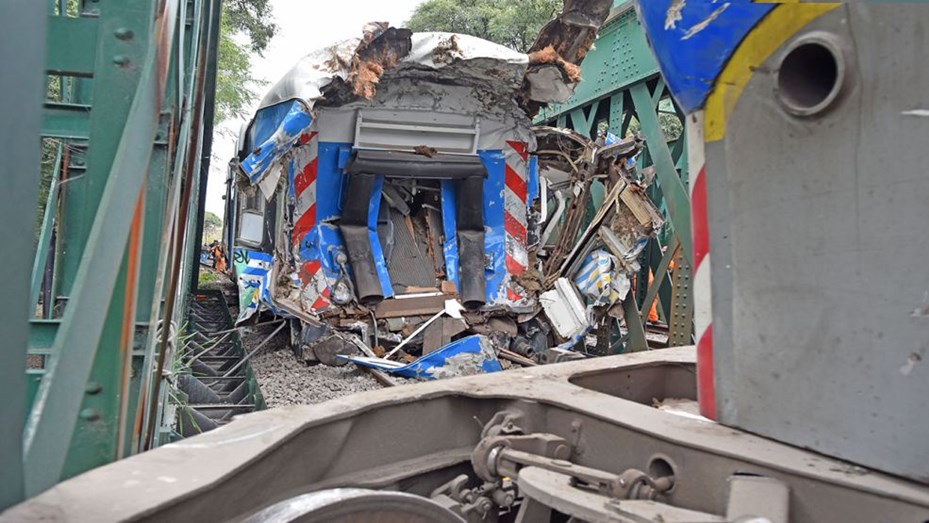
[203, 211, 223, 243]
[215, 11, 267, 124]
[35, 140, 59, 242]
[199, 271, 219, 285]
[204, 211, 223, 229]
[222, 0, 277, 55]
[406, 0, 561, 53]
[625, 114, 682, 142]
[214, 2, 276, 124]
[36, 72, 70, 242]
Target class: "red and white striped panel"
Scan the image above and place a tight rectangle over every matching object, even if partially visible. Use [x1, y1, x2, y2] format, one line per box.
[688, 111, 716, 420]
[292, 130, 319, 248]
[504, 140, 529, 303]
[291, 128, 330, 312]
[298, 260, 331, 311]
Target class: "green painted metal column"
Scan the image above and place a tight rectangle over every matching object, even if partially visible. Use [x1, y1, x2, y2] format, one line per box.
[0, 0, 47, 510]
[629, 82, 691, 261]
[24, 0, 185, 496]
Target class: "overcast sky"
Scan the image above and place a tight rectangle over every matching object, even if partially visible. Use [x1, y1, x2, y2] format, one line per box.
[206, 0, 425, 216]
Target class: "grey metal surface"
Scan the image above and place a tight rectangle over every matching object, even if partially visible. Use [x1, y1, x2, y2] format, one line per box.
[3, 347, 928, 523]
[387, 203, 438, 291]
[0, 0, 46, 510]
[242, 489, 465, 523]
[706, 4, 929, 483]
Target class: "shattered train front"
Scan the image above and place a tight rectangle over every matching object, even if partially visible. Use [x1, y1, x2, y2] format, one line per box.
[227, 21, 663, 377]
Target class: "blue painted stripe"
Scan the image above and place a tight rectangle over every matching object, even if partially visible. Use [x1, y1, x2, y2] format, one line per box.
[480, 150, 507, 304]
[635, 0, 773, 113]
[246, 251, 273, 263]
[241, 101, 312, 184]
[241, 266, 269, 277]
[367, 174, 394, 298]
[527, 155, 539, 204]
[441, 180, 460, 291]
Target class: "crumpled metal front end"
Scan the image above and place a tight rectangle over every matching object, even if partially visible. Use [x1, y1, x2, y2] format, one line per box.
[227, 0, 662, 380]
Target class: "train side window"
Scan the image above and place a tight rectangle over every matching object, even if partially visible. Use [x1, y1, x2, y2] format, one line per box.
[237, 191, 265, 247]
[243, 191, 262, 212]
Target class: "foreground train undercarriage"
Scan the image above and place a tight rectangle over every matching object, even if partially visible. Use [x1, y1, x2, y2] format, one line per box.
[6, 347, 928, 522]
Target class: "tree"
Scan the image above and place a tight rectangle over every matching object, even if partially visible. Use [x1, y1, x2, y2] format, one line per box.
[406, 0, 561, 53]
[204, 211, 223, 230]
[214, 1, 276, 124]
[203, 212, 223, 243]
[223, 0, 276, 55]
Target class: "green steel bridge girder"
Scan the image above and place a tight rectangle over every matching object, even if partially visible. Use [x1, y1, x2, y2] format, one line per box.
[535, 1, 694, 350]
[19, 0, 222, 500]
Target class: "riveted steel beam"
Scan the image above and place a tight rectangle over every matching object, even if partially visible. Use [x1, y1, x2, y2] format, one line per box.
[24, 0, 181, 496]
[629, 82, 692, 263]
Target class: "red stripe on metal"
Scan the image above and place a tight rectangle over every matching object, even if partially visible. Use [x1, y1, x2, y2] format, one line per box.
[299, 260, 322, 284]
[691, 166, 709, 271]
[312, 296, 329, 310]
[294, 157, 318, 196]
[292, 203, 317, 245]
[697, 326, 717, 420]
[298, 131, 318, 145]
[506, 140, 529, 162]
[504, 213, 527, 244]
[505, 253, 526, 276]
[507, 288, 522, 302]
[505, 164, 528, 203]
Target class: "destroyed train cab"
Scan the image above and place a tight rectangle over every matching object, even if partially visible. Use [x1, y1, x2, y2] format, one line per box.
[225, 25, 663, 377]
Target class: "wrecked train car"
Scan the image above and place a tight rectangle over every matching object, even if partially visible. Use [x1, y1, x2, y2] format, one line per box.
[227, 19, 662, 376]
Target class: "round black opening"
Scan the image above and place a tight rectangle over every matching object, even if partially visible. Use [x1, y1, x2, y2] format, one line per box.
[648, 455, 675, 481]
[777, 42, 840, 114]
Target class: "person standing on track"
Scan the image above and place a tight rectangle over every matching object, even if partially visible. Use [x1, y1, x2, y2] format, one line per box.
[210, 241, 227, 273]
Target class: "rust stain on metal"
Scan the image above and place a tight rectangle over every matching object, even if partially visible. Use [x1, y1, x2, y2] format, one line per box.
[413, 145, 439, 158]
[528, 46, 582, 83]
[348, 27, 413, 100]
[530, 0, 613, 64]
[521, 0, 613, 114]
[432, 34, 461, 65]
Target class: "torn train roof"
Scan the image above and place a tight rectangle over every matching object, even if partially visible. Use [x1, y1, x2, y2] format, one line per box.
[255, 0, 613, 115]
[260, 32, 530, 112]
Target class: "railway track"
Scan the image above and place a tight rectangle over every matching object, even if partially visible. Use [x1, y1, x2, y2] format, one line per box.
[173, 291, 265, 437]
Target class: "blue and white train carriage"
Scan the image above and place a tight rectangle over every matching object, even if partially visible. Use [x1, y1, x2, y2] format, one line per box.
[226, 17, 659, 369]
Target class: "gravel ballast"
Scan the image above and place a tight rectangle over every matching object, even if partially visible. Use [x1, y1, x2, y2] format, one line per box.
[242, 324, 386, 407]
[251, 347, 384, 407]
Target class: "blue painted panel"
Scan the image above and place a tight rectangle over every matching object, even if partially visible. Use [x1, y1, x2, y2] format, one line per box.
[233, 249, 289, 323]
[367, 175, 394, 298]
[528, 155, 540, 204]
[480, 150, 507, 304]
[441, 180, 460, 291]
[317, 142, 350, 221]
[250, 101, 299, 150]
[297, 142, 350, 281]
[342, 335, 503, 380]
[241, 101, 312, 184]
[635, 0, 773, 113]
